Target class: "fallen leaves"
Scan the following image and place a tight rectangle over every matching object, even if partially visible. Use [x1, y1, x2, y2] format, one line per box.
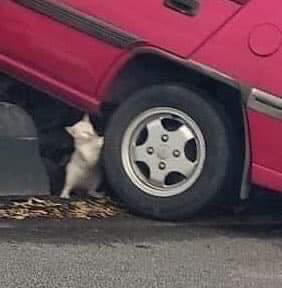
[0, 197, 124, 220]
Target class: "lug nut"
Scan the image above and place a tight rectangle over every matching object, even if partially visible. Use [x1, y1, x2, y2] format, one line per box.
[161, 134, 169, 142]
[159, 162, 166, 170]
[173, 150, 181, 158]
[147, 147, 154, 155]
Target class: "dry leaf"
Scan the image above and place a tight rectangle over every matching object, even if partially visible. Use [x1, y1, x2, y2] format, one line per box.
[0, 197, 124, 220]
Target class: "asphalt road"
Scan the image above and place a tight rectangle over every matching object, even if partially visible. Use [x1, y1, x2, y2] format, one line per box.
[0, 192, 282, 288]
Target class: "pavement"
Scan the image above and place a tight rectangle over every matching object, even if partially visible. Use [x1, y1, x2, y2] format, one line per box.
[0, 191, 282, 288]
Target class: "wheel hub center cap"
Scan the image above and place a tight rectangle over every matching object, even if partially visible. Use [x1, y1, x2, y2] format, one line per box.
[156, 145, 170, 160]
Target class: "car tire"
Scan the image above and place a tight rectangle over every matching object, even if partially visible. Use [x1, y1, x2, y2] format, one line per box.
[104, 84, 236, 220]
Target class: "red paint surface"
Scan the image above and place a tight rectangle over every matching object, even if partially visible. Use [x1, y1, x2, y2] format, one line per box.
[249, 24, 282, 57]
[0, 1, 123, 109]
[248, 110, 282, 191]
[0, 0, 239, 109]
[252, 164, 282, 193]
[59, 0, 239, 57]
[191, 0, 282, 192]
[191, 0, 282, 97]
[1, 0, 282, 193]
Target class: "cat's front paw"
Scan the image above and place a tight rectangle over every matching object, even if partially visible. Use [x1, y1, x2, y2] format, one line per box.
[60, 193, 71, 199]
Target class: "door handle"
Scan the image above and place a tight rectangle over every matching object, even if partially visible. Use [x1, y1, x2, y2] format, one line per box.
[165, 0, 200, 16]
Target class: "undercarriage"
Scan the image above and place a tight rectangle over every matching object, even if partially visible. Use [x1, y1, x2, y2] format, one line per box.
[0, 73, 90, 196]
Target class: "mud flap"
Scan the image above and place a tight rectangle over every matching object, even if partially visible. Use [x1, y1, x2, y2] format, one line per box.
[0, 102, 50, 196]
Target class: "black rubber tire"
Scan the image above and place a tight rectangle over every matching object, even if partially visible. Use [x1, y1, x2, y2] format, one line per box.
[104, 85, 235, 220]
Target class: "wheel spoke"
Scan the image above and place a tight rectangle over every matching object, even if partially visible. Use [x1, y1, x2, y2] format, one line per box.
[178, 125, 195, 142]
[167, 156, 197, 178]
[146, 118, 168, 144]
[134, 144, 148, 163]
[169, 125, 195, 151]
[134, 144, 158, 173]
[149, 166, 167, 186]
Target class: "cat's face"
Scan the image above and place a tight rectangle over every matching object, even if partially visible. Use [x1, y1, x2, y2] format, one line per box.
[66, 114, 103, 147]
[66, 121, 96, 140]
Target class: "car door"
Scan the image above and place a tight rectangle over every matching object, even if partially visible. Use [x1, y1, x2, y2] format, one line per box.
[60, 0, 242, 57]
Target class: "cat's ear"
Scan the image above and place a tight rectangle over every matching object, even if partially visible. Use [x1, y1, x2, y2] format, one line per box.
[65, 126, 74, 136]
[82, 114, 90, 123]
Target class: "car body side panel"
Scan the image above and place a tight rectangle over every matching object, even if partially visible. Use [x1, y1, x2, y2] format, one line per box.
[191, 0, 282, 192]
[0, 0, 240, 110]
[248, 111, 282, 192]
[191, 0, 282, 97]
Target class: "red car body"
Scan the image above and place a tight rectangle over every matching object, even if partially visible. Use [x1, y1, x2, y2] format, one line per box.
[1, 0, 282, 199]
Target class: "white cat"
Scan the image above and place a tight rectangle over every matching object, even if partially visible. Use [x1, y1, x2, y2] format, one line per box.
[60, 114, 104, 199]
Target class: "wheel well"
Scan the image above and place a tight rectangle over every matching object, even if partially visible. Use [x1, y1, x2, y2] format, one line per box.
[103, 53, 244, 137]
[102, 53, 246, 199]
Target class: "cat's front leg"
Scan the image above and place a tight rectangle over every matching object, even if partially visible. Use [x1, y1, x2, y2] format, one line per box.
[60, 161, 77, 199]
[88, 181, 105, 199]
[88, 173, 105, 199]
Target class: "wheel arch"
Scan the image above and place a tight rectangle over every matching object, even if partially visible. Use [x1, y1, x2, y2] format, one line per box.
[102, 50, 251, 200]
